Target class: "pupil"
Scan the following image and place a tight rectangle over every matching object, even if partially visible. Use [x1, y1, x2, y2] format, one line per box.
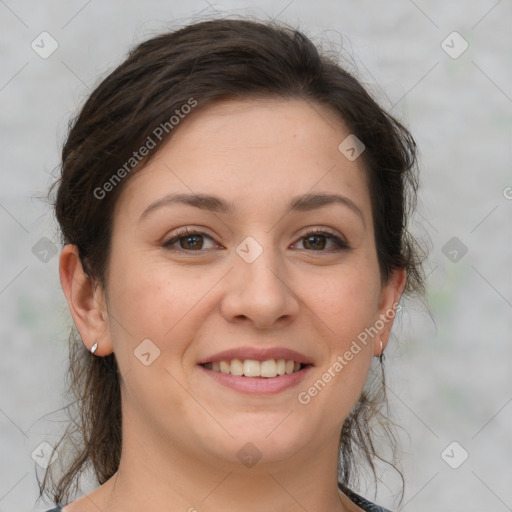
[306, 235, 325, 250]
[183, 235, 202, 249]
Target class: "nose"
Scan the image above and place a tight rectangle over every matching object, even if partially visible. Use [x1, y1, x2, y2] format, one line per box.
[220, 237, 300, 330]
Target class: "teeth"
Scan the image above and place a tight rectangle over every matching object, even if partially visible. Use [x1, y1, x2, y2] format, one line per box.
[203, 358, 305, 377]
[231, 359, 243, 376]
[260, 359, 276, 378]
[243, 359, 261, 377]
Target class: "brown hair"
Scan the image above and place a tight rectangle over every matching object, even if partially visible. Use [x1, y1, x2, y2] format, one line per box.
[40, 16, 426, 507]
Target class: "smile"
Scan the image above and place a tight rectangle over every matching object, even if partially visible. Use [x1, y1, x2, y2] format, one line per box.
[201, 358, 307, 378]
[198, 359, 312, 395]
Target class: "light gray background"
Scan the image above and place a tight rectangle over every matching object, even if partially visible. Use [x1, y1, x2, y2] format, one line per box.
[1, 1, 511, 511]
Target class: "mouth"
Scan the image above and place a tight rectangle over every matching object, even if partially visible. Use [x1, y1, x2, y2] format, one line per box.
[196, 347, 314, 394]
[200, 359, 310, 378]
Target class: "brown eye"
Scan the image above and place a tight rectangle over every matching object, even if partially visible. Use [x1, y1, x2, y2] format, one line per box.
[178, 234, 205, 250]
[296, 230, 349, 251]
[163, 229, 216, 251]
[303, 233, 327, 250]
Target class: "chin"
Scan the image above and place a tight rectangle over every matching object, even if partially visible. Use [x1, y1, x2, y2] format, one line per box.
[199, 415, 312, 466]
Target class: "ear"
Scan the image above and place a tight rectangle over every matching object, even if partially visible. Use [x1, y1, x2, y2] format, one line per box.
[59, 244, 113, 356]
[374, 267, 407, 356]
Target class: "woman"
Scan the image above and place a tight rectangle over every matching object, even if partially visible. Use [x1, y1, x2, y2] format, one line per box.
[40, 17, 425, 512]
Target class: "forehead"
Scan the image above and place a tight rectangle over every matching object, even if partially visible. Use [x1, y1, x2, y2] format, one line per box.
[115, 97, 371, 222]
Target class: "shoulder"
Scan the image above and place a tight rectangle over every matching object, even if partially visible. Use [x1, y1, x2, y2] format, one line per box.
[44, 487, 392, 512]
[339, 482, 393, 512]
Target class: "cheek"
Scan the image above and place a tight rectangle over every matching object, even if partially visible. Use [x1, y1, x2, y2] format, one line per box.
[104, 253, 198, 414]
[310, 264, 381, 342]
[106, 250, 219, 356]
[111, 270, 178, 340]
[301, 265, 379, 405]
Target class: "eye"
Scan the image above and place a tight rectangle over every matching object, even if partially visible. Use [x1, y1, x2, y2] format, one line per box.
[294, 228, 349, 252]
[162, 228, 217, 252]
[162, 227, 350, 253]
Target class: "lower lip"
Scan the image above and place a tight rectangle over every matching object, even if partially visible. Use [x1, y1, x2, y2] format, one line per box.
[198, 365, 312, 394]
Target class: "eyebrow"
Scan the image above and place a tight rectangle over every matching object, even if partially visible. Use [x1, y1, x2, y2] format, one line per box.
[138, 192, 366, 227]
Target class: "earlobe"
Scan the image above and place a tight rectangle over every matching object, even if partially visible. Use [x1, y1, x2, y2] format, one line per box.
[59, 244, 112, 355]
[375, 267, 407, 356]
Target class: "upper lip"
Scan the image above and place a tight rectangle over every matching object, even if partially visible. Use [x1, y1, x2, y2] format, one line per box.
[197, 347, 314, 365]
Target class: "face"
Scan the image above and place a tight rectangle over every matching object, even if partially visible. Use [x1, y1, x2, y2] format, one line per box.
[69, 98, 405, 473]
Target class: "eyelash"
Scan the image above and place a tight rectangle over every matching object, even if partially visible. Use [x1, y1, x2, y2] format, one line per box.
[162, 227, 350, 253]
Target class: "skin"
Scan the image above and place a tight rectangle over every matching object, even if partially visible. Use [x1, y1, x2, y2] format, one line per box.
[59, 97, 406, 512]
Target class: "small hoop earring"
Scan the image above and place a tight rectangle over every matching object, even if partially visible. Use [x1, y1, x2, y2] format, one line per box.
[90, 342, 98, 355]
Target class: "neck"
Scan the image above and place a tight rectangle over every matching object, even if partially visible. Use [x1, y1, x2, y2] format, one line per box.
[95, 424, 353, 512]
